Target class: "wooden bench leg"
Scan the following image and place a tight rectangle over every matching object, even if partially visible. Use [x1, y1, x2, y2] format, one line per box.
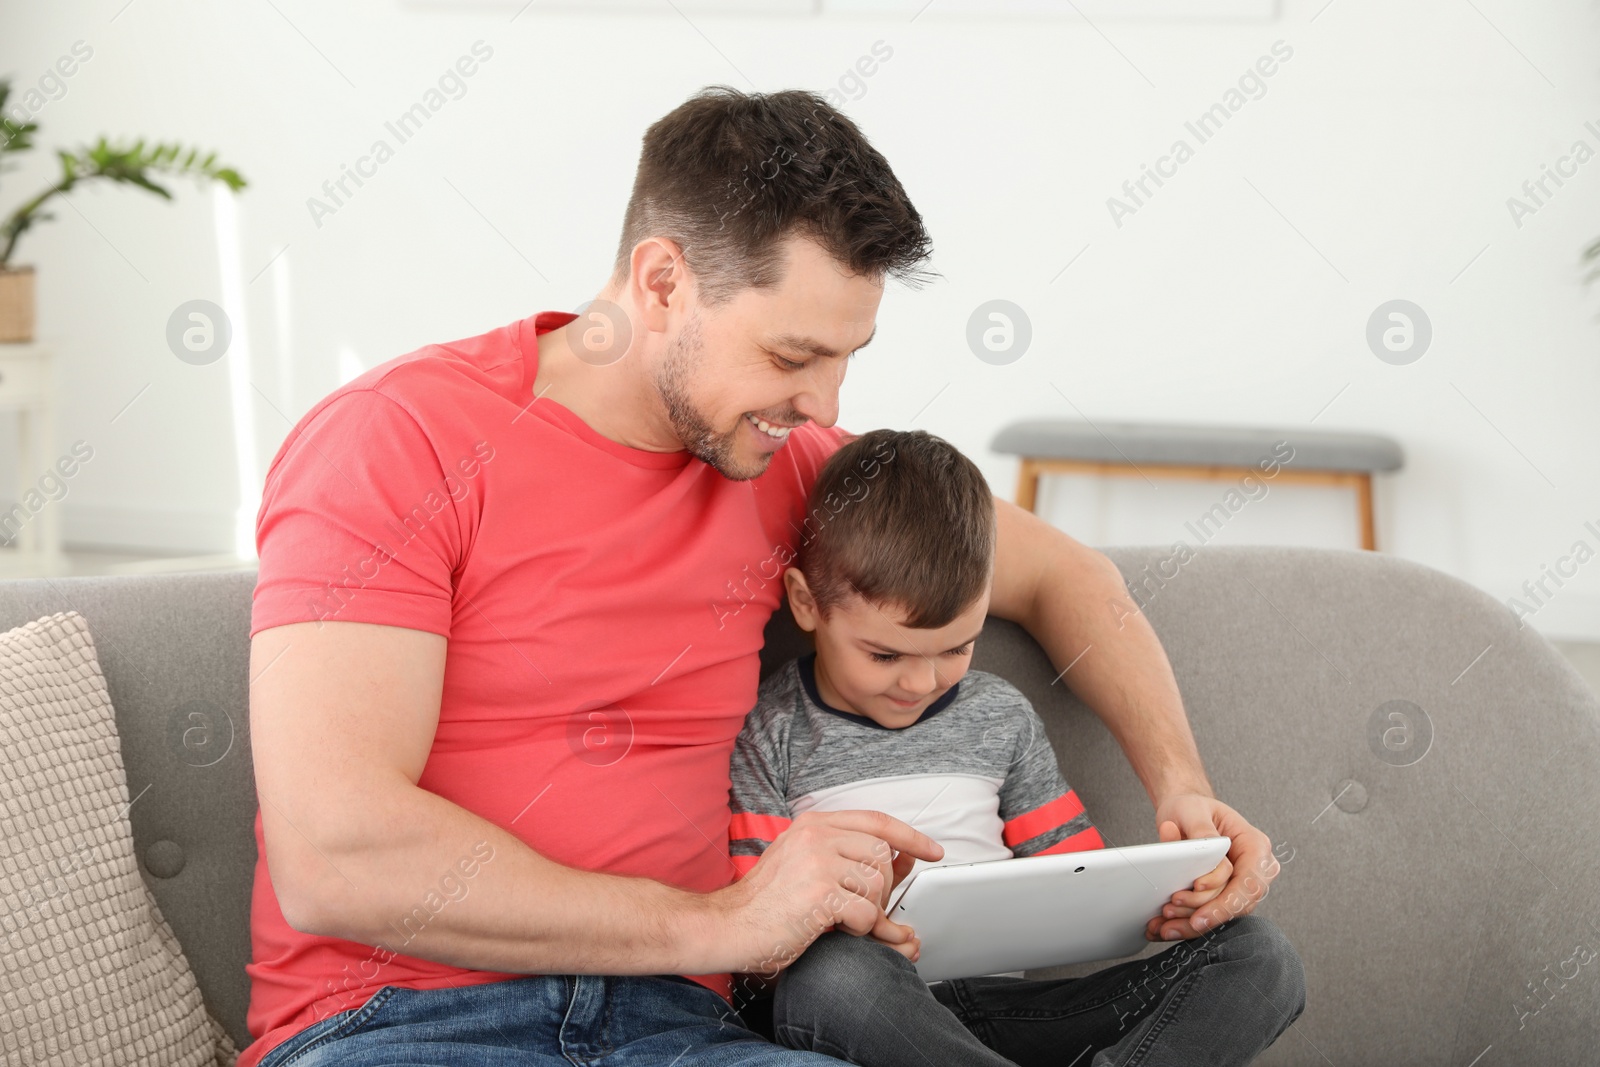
[1356, 473, 1376, 551]
[1015, 459, 1041, 514]
[1013, 457, 1381, 550]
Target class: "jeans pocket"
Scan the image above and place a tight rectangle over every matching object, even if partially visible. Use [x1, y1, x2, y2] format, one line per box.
[262, 986, 403, 1067]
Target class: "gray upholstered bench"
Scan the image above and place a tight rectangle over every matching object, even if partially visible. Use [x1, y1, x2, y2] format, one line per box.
[991, 420, 1404, 550]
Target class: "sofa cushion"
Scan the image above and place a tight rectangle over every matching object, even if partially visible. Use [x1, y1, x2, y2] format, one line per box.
[0, 611, 234, 1066]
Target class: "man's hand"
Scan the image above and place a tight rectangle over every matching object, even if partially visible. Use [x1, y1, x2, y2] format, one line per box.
[715, 810, 943, 977]
[1144, 793, 1278, 942]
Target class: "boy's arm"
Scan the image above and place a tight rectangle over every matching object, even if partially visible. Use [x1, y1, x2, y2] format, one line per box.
[728, 705, 794, 879]
[726, 709, 794, 993]
[728, 697, 924, 969]
[995, 704, 1104, 858]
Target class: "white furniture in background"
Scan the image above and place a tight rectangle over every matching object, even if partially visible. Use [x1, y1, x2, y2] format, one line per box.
[0, 343, 65, 577]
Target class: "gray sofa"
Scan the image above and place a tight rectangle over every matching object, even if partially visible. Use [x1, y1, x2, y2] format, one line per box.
[3, 545, 1596, 1065]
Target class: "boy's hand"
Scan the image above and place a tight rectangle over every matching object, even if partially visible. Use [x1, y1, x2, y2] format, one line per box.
[1144, 794, 1278, 942]
[865, 925, 922, 963]
[860, 842, 925, 962]
[1145, 838, 1231, 938]
[713, 809, 942, 975]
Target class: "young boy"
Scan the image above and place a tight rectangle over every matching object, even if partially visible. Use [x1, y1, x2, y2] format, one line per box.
[728, 427, 1106, 1067]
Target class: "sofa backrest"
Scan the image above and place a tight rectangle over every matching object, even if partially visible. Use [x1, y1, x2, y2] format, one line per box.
[0, 570, 260, 1051]
[2, 546, 1596, 1064]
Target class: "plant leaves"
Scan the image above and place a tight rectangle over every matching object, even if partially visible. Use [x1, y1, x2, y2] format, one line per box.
[2, 124, 249, 267]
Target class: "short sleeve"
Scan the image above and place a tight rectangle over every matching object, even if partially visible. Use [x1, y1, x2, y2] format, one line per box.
[727, 704, 795, 879]
[250, 389, 465, 639]
[997, 704, 1105, 857]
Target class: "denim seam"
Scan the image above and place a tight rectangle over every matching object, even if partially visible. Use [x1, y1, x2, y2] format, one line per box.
[272, 985, 400, 1067]
[1091, 938, 1214, 1021]
[944, 967, 1169, 1022]
[597, 976, 616, 1057]
[1118, 932, 1230, 1067]
[939, 979, 1008, 1048]
[557, 975, 583, 1064]
[1117, 968, 1201, 1067]
[1059, 930, 1223, 1019]
[774, 1021, 858, 1062]
[942, 932, 1222, 1028]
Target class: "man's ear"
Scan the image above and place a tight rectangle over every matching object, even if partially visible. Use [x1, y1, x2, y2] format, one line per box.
[783, 567, 818, 633]
[632, 236, 688, 334]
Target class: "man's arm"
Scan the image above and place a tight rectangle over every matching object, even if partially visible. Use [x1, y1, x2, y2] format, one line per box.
[250, 620, 941, 978]
[985, 497, 1277, 939]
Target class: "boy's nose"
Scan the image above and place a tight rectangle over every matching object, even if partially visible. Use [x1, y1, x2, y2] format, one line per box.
[899, 660, 939, 695]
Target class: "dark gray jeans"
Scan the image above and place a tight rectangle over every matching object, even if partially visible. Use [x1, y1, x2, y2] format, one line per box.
[771, 914, 1305, 1067]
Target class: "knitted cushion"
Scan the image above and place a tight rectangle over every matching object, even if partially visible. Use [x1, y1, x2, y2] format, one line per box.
[0, 612, 235, 1066]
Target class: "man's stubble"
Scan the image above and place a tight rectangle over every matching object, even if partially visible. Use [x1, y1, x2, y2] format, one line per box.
[654, 308, 773, 483]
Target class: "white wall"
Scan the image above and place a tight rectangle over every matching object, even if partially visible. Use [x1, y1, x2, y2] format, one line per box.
[3, 0, 1599, 637]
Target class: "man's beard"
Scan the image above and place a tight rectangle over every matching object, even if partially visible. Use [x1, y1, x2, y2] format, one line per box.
[654, 310, 771, 482]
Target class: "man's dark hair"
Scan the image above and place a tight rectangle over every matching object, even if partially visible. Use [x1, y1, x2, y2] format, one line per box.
[794, 429, 995, 630]
[613, 86, 936, 306]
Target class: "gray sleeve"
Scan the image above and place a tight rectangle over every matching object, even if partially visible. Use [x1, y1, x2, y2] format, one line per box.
[998, 703, 1104, 857]
[728, 699, 794, 876]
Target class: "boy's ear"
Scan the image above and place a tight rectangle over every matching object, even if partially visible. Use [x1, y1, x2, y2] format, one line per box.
[782, 567, 819, 631]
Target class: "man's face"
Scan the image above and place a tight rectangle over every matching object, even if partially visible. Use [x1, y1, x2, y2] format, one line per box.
[790, 574, 991, 729]
[654, 234, 883, 481]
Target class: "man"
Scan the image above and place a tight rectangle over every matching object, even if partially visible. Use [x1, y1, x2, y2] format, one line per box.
[242, 86, 1301, 1067]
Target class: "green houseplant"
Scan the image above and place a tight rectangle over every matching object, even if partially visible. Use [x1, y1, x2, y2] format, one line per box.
[0, 78, 247, 343]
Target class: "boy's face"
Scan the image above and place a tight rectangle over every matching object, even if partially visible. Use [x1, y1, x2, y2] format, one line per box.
[783, 567, 990, 729]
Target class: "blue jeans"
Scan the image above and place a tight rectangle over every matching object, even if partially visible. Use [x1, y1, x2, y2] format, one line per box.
[772, 915, 1306, 1067]
[254, 972, 846, 1066]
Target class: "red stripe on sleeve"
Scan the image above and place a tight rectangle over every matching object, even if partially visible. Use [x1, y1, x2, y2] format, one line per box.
[730, 812, 792, 844]
[1031, 825, 1106, 856]
[1002, 790, 1086, 848]
[731, 854, 760, 879]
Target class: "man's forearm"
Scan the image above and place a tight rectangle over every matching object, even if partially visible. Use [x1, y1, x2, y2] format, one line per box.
[1020, 535, 1212, 807]
[275, 778, 730, 978]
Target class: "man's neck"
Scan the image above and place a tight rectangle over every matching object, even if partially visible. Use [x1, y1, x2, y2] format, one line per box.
[532, 310, 680, 453]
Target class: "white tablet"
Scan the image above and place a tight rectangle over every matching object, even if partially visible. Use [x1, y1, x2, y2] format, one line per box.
[886, 836, 1232, 982]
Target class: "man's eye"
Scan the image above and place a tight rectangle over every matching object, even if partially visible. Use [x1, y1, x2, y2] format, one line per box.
[775, 356, 805, 371]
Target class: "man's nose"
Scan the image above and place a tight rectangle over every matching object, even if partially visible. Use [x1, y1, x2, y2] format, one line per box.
[793, 359, 845, 426]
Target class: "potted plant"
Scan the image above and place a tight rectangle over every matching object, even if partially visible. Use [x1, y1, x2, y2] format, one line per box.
[0, 78, 246, 343]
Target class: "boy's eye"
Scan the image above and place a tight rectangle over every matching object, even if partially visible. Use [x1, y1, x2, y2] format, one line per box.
[869, 644, 973, 664]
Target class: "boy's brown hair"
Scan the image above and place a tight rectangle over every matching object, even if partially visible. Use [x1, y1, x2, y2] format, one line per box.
[794, 428, 996, 630]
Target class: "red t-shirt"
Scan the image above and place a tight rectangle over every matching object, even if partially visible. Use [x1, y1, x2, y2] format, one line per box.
[239, 311, 850, 1067]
